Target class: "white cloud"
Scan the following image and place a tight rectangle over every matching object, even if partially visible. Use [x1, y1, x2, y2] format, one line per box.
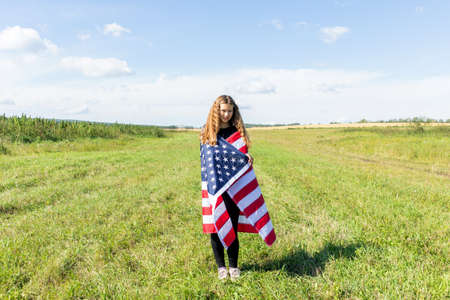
[60, 56, 133, 77]
[415, 6, 424, 13]
[4, 68, 449, 126]
[270, 19, 284, 30]
[0, 58, 18, 79]
[0, 26, 58, 54]
[64, 104, 89, 115]
[227, 78, 276, 94]
[103, 22, 131, 37]
[320, 26, 349, 43]
[77, 33, 91, 41]
[0, 53, 61, 88]
[0, 98, 15, 105]
[0, 27, 60, 87]
[314, 83, 342, 93]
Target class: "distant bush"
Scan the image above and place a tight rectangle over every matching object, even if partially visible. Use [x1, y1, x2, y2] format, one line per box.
[410, 122, 425, 134]
[246, 122, 302, 128]
[0, 114, 165, 143]
[343, 125, 449, 137]
[248, 117, 449, 128]
[370, 117, 449, 123]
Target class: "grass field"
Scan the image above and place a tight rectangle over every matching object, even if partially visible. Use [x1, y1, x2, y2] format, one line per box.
[0, 126, 449, 298]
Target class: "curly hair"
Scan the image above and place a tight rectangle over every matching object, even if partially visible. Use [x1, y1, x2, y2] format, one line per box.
[200, 95, 251, 147]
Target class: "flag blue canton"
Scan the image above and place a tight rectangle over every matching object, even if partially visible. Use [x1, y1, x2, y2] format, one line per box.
[200, 136, 249, 196]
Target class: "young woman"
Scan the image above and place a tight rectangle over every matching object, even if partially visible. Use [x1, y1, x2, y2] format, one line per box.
[201, 95, 276, 281]
[200, 95, 252, 280]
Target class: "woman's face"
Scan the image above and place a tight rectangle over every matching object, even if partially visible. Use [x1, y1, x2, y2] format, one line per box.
[219, 103, 234, 124]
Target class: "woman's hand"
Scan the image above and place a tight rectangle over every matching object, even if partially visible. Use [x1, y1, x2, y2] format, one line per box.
[246, 153, 254, 165]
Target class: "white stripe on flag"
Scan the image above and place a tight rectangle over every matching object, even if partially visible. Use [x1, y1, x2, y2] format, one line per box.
[202, 181, 207, 190]
[232, 138, 245, 150]
[259, 220, 273, 240]
[249, 203, 268, 224]
[238, 215, 251, 224]
[208, 193, 218, 210]
[236, 186, 261, 211]
[214, 201, 226, 219]
[202, 198, 210, 207]
[218, 218, 232, 238]
[203, 215, 214, 224]
[227, 169, 256, 198]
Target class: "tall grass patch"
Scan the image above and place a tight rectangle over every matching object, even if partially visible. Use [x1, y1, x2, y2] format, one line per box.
[0, 114, 164, 144]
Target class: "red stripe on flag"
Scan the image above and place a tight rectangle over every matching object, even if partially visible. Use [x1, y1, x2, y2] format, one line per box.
[239, 145, 247, 153]
[202, 190, 208, 198]
[243, 195, 264, 216]
[233, 178, 258, 202]
[215, 210, 229, 230]
[264, 229, 276, 246]
[238, 223, 258, 233]
[202, 206, 212, 214]
[226, 132, 241, 144]
[215, 195, 223, 207]
[254, 212, 270, 231]
[203, 224, 215, 233]
[223, 228, 236, 246]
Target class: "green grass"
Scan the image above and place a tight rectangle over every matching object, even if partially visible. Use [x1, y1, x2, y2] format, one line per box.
[0, 114, 164, 144]
[0, 127, 448, 298]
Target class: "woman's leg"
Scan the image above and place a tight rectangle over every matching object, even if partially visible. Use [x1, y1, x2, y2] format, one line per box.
[223, 192, 240, 268]
[210, 233, 226, 268]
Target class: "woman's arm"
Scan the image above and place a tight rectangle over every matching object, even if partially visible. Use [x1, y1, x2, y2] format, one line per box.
[245, 153, 253, 165]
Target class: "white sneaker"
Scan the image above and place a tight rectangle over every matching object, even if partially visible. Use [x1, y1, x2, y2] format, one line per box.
[229, 267, 240, 281]
[218, 267, 228, 280]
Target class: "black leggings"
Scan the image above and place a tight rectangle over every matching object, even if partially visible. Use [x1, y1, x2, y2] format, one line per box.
[210, 192, 240, 268]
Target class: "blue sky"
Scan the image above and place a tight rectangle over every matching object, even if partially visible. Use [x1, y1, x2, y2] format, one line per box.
[0, 0, 449, 125]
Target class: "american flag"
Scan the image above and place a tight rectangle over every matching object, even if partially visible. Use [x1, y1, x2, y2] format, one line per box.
[201, 131, 276, 248]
